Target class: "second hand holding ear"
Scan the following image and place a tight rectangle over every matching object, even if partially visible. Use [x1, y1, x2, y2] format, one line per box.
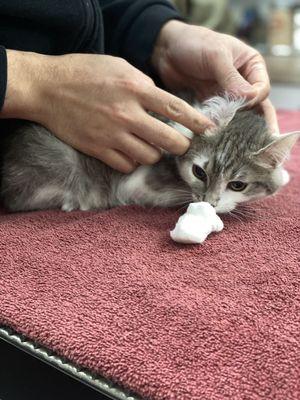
[151, 20, 278, 131]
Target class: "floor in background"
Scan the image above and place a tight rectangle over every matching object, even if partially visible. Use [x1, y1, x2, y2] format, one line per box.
[270, 84, 300, 110]
[0, 339, 109, 400]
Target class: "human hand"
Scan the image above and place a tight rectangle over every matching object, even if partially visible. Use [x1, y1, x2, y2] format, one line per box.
[152, 21, 279, 133]
[2, 51, 214, 173]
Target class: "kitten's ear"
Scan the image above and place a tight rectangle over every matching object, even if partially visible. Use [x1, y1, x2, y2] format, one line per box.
[198, 95, 246, 130]
[250, 131, 300, 169]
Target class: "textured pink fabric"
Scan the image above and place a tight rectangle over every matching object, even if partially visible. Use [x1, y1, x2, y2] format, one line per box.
[0, 111, 299, 400]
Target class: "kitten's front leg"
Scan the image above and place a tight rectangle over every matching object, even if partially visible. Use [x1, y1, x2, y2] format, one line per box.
[61, 202, 77, 212]
[60, 187, 110, 212]
[60, 191, 78, 212]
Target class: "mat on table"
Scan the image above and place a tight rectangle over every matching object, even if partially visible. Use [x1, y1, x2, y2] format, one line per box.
[0, 111, 299, 400]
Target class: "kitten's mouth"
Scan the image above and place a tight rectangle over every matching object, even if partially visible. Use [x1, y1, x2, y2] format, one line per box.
[192, 194, 204, 202]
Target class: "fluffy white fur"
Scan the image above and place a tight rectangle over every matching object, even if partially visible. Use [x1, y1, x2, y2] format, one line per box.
[171, 94, 247, 140]
[198, 94, 246, 127]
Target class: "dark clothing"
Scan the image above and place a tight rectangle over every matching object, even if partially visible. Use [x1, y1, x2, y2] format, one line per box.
[0, 0, 181, 110]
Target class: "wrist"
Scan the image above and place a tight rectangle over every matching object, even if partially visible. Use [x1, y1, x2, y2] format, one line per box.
[0, 50, 49, 122]
[151, 20, 186, 74]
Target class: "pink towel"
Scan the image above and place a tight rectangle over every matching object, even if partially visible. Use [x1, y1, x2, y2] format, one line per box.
[0, 111, 299, 400]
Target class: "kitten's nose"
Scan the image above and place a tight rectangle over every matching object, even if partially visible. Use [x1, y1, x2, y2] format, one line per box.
[203, 194, 218, 208]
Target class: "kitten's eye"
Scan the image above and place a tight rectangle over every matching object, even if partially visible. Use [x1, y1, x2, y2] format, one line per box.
[192, 165, 207, 182]
[228, 181, 248, 192]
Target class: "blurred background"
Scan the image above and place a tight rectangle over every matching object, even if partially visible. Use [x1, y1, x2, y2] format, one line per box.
[171, 0, 300, 110]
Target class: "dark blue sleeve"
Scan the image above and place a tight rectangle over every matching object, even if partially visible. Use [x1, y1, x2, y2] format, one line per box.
[0, 46, 7, 111]
[99, 0, 183, 75]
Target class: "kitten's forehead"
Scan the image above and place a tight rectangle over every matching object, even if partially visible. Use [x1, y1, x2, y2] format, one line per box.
[185, 107, 276, 186]
[212, 152, 258, 182]
[193, 154, 209, 167]
[208, 111, 271, 174]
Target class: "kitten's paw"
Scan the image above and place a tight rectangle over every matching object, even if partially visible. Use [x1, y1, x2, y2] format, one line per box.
[61, 202, 76, 212]
[281, 169, 290, 185]
[79, 204, 92, 211]
[272, 167, 290, 187]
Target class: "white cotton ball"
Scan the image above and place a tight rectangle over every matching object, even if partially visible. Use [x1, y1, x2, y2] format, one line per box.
[170, 202, 224, 244]
[281, 168, 290, 185]
[272, 167, 290, 186]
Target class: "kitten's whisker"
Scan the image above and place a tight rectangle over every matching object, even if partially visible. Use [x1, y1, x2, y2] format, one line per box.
[169, 188, 192, 194]
[232, 208, 265, 221]
[228, 211, 244, 223]
[169, 195, 193, 203]
[236, 204, 262, 213]
[177, 202, 191, 213]
[239, 206, 266, 216]
[234, 209, 256, 217]
[240, 203, 266, 212]
[239, 205, 261, 211]
[172, 199, 193, 207]
[233, 210, 255, 219]
[231, 207, 261, 220]
[152, 190, 193, 208]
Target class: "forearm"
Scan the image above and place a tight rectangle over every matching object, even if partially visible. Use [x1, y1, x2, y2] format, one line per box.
[0, 49, 47, 123]
[151, 19, 187, 77]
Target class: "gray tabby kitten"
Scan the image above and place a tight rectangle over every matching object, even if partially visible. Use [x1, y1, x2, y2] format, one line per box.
[0, 95, 299, 213]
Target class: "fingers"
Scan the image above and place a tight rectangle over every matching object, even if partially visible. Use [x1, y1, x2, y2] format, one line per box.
[133, 112, 191, 155]
[213, 54, 257, 99]
[140, 86, 214, 134]
[98, 148, 137, 173]
[212, 49, 270, 109]
[116, 132, 162, 165]
[257, 98, 279, 133]
[239, 52, 270, 106]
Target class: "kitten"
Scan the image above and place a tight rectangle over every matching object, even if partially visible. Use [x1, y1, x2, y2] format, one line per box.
[0, 95, 298, 213]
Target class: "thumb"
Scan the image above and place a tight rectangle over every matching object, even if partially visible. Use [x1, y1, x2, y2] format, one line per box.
[213, 56, 257, 100]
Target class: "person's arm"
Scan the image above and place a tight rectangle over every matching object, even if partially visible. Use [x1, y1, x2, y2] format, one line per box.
[0, 49, 213, 173]
[0, 49, 45, 122]
[100, 0, 183, 76]
[0, 46, 7, 112]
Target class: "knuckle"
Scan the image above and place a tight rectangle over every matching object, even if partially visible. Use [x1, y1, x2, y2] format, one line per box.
[111, 105, 132, 125]
[209, 46, 227, 59]
[166, 98, 184, 118]
[252, 50, 264, 62]
[115, 57, 131, 69]
[144, 76, 155, 86]
[223, 69, 240, 85]
[118, 77, 140, 94]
